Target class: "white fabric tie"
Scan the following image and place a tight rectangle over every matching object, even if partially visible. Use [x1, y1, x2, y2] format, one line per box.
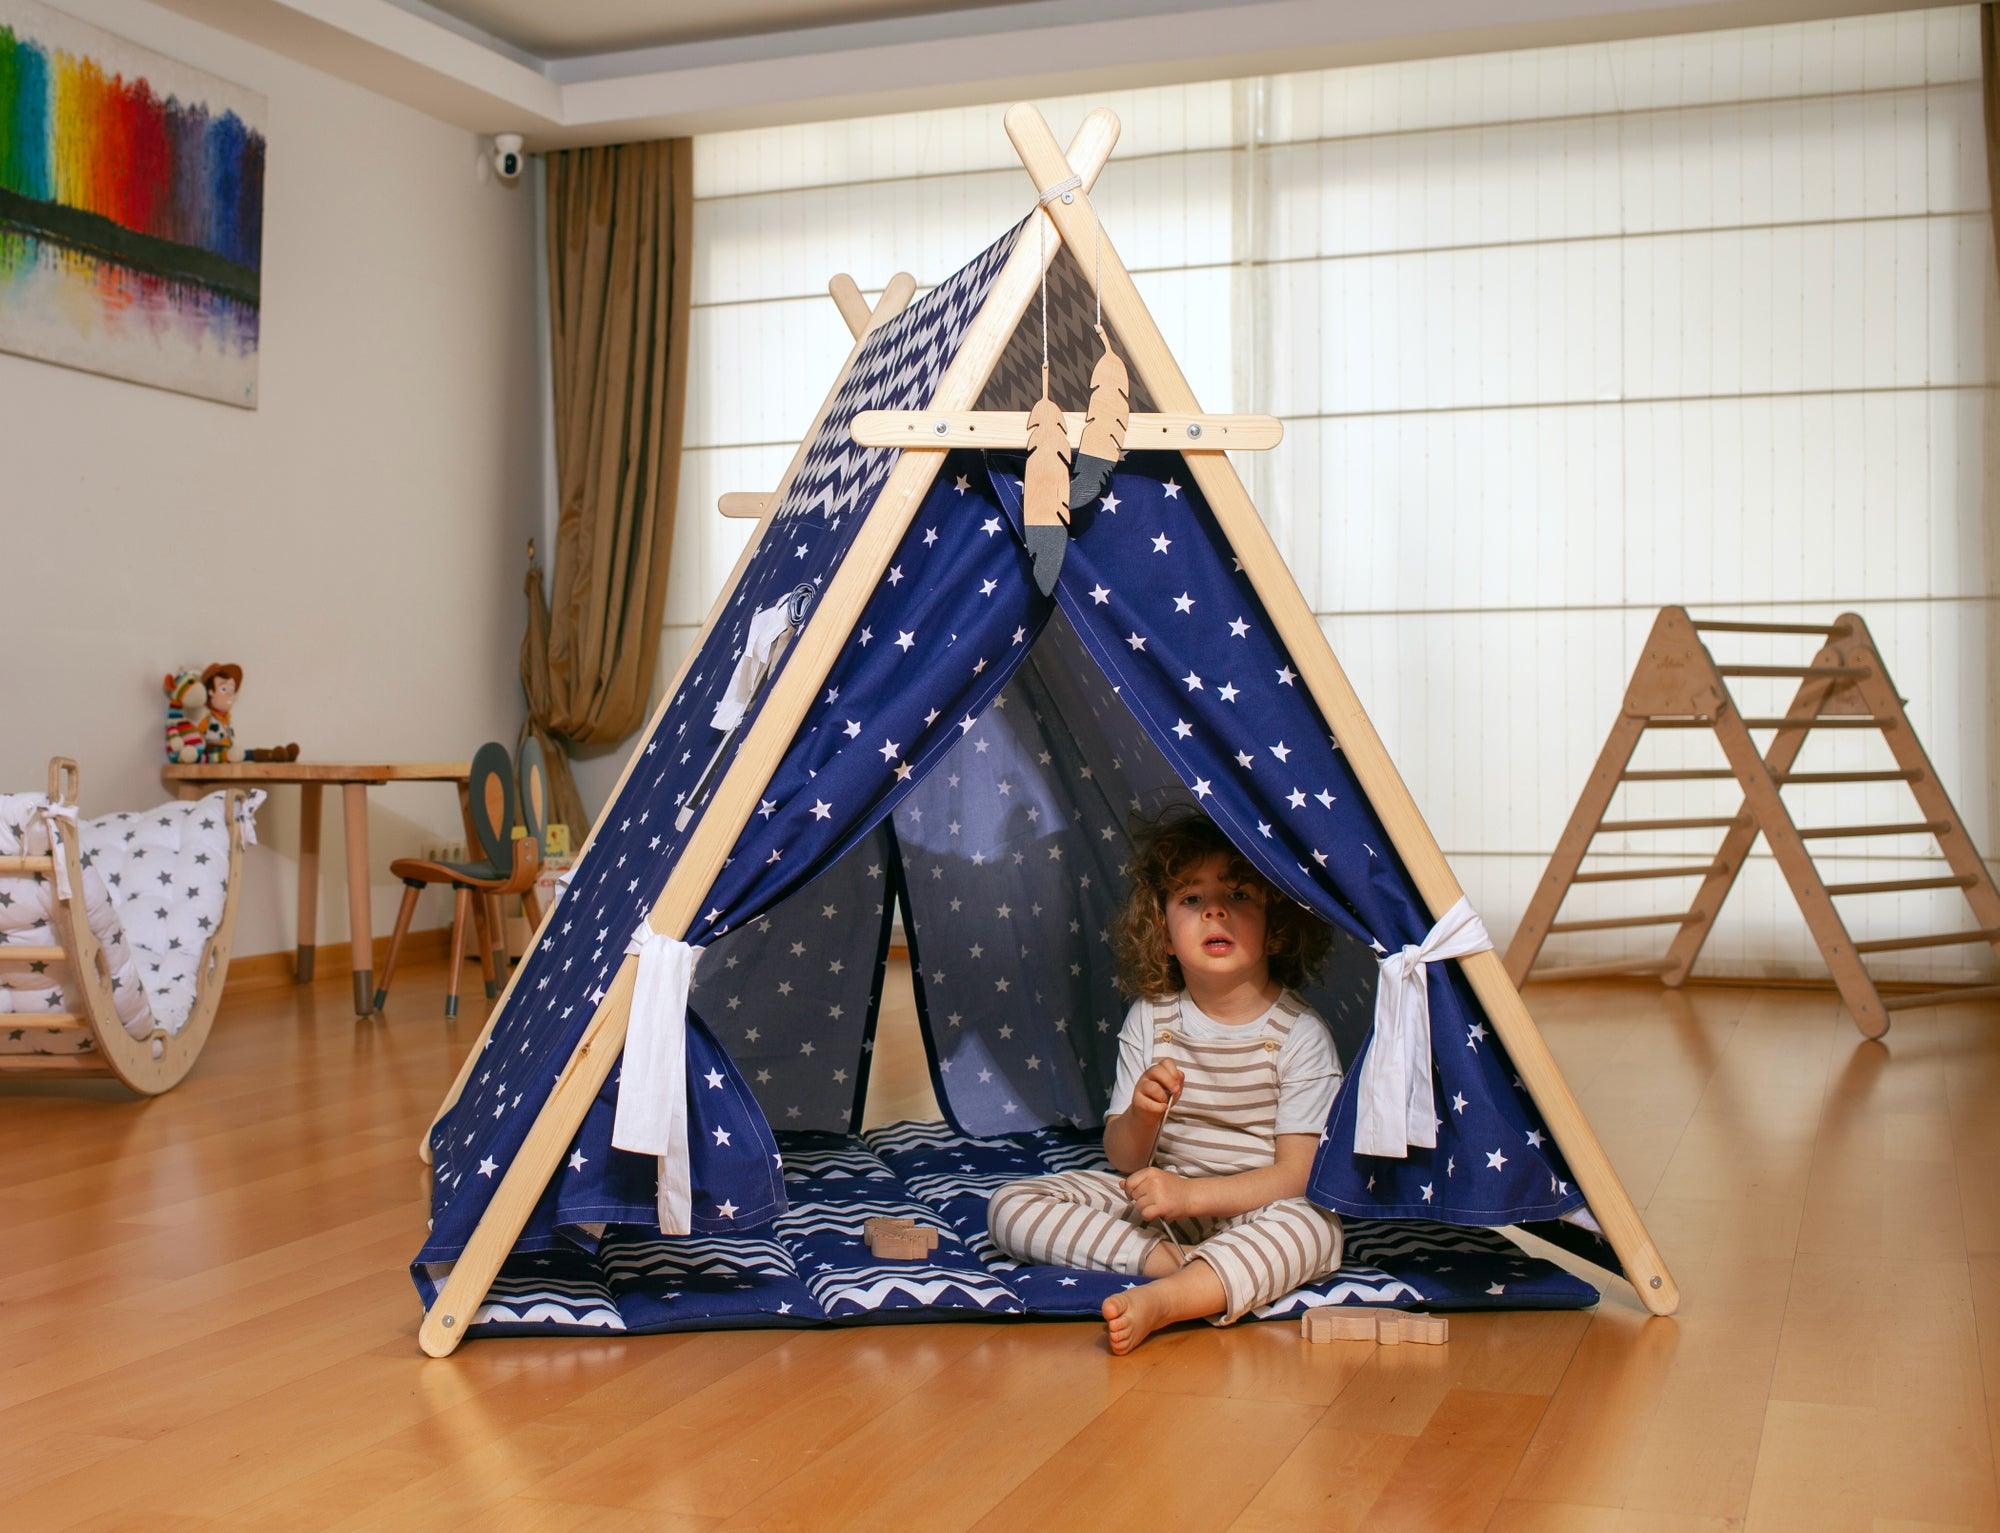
[611, 922, 703, 1234]
[709, 600, 795, 732]
[39, 802, 78, 901]
[233, 790, 266, 846]
[1353, 897, 1493, 1159]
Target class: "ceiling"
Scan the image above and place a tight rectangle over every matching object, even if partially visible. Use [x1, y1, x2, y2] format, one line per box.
[409, 0, 1047, 59]
[152, 0, 1949, 148]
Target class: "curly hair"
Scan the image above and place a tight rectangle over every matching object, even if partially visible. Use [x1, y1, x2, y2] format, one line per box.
[1109, 805, 1332, 1001]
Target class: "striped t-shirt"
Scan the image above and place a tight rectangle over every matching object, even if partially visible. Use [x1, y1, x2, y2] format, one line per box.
[1106, 990, 1342, 1137]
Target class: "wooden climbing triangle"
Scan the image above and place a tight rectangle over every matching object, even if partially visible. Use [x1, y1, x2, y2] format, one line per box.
[1505, 607, 2000, 1037]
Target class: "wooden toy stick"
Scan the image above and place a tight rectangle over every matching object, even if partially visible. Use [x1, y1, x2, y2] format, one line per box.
[1138, 1081, 1187, 1264]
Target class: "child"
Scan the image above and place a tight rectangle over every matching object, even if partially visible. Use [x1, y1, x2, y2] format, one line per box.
[987, 807, 1344, 1353]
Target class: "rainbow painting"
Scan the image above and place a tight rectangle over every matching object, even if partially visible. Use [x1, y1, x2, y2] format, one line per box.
[0, 2, 265, 406]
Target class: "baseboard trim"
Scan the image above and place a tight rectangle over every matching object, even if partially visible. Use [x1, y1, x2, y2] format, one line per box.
[231, 927, 453, 989]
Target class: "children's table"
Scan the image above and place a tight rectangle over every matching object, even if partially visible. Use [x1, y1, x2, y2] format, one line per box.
[163, 761, 472, 1017]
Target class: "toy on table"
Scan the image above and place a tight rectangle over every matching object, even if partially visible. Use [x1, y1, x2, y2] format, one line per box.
[162, 663, 299, 764]
[863, 1217, 939, 1261]
[162, 669, 209, 763]
[1301, 1308, 1448, 1346]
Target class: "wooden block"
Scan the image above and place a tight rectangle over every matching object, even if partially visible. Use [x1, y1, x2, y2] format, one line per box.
[864, 1218, 939, 1260]
[1388, 1312, 1447, 1344]
[1300, 1308, 1450, 1345]
[1301, 1307, 1381, 1343]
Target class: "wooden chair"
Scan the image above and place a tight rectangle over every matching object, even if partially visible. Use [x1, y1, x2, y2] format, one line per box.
[375, 742, 542, 1019]
[517, 734, 551, 896]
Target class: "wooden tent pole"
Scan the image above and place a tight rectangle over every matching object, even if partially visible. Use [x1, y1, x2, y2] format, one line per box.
[419, 113, 1121, 1355]
[828, 273, 873, 337]
[1004, 101, 1678, 1316]
[421, 273, 918, 1162]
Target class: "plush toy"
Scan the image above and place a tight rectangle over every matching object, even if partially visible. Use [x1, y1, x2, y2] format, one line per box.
[162, 670, 208, 763]
[197, 662, 243, 763]
[195, 662, 299, 764]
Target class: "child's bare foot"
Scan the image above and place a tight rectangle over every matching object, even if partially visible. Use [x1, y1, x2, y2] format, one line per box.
[1102, 1285, 1173, 1354]
[1100, 1258, 1227, 1355]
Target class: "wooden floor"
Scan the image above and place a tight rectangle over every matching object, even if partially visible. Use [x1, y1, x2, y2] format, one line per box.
[3, 955, 1998, 1531]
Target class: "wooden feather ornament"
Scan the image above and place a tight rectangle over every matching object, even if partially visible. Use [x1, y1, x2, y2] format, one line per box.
[1022, 364, 1073, 595]
[1067, 324, 1130, 514]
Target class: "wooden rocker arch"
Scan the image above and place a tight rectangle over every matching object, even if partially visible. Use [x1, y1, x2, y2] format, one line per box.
[0, 757, 247, 1094]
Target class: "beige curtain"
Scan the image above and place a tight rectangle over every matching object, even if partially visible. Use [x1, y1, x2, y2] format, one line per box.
[522, 136, 695, 838]
[1985, 5, 2000, 277]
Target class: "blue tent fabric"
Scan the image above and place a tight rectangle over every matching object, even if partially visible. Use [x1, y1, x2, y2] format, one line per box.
[993, 452, 1591, 1229]
[415, 229, 1626, 1323]
[889, 607, 1386, 1139]
[409, 1120, 1598, 1338]
[417, 225, 1028, 1273]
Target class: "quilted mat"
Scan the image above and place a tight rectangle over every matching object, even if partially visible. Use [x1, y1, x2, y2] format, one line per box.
[415, 1120, 1598, 1337]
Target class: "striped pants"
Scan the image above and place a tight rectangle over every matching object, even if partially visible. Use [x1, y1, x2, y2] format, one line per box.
[987, 1169, 1343, 1323]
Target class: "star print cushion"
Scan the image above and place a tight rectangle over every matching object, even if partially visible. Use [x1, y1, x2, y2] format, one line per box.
[870, 1122, 1596, 1318]
[80, 791, 263, 1033]
[0, 791, 153, 1052]
[418, 1120, 1593, 1338]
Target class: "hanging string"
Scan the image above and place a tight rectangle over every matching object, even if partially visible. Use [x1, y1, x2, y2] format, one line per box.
[1038, 202, 1050, 377]
[1093, 217, 1102, 331]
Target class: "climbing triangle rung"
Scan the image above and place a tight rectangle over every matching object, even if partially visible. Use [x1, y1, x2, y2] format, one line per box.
[1854, 927, 2000, 954]
[1640, 715, 1892, 730]
[1548, 911, 1700, 934]
[1691, 619, 1853, 636]
[1621, 769, 1736, 782]
[1740, 716, 1893, 730]
[1773, 769, 1920, 785]
[1570, 863, 1721, 883]
[1596, 816, 1741, 833]
[0, 945, 66, 963]
[1716, 663, 1870, 679]
[1526, 957, 1675, 982]
[1823, 874, 1975, 897]
[1, 1012, 87, 1030]
[1795, 821, 1947, 839]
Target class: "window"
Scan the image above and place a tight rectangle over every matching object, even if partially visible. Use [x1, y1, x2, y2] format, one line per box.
[671, 7, 1996, 979]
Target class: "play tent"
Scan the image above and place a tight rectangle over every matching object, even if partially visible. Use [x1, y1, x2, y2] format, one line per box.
[412, 105, 1676, 1353]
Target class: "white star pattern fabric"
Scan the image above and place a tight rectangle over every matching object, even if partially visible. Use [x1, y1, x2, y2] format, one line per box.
[0, 789, 262, 1051]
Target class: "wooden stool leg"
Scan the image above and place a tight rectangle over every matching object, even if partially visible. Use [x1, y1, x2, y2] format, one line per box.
[374, 881, 423, 1012]
[523, 888, 543, 929]
[469, 891, 498, 1001]
[445, 887, 472, 1020]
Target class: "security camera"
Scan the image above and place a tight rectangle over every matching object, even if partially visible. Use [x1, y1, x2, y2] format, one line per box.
[493, 133, 525, 182]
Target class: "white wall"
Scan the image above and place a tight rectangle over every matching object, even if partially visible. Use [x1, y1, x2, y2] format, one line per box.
[653, 5, 1998, 987]
[1, 0, 544, 959]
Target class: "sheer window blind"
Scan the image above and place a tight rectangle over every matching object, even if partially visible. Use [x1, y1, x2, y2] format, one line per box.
[662, 6, 1995, 981]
